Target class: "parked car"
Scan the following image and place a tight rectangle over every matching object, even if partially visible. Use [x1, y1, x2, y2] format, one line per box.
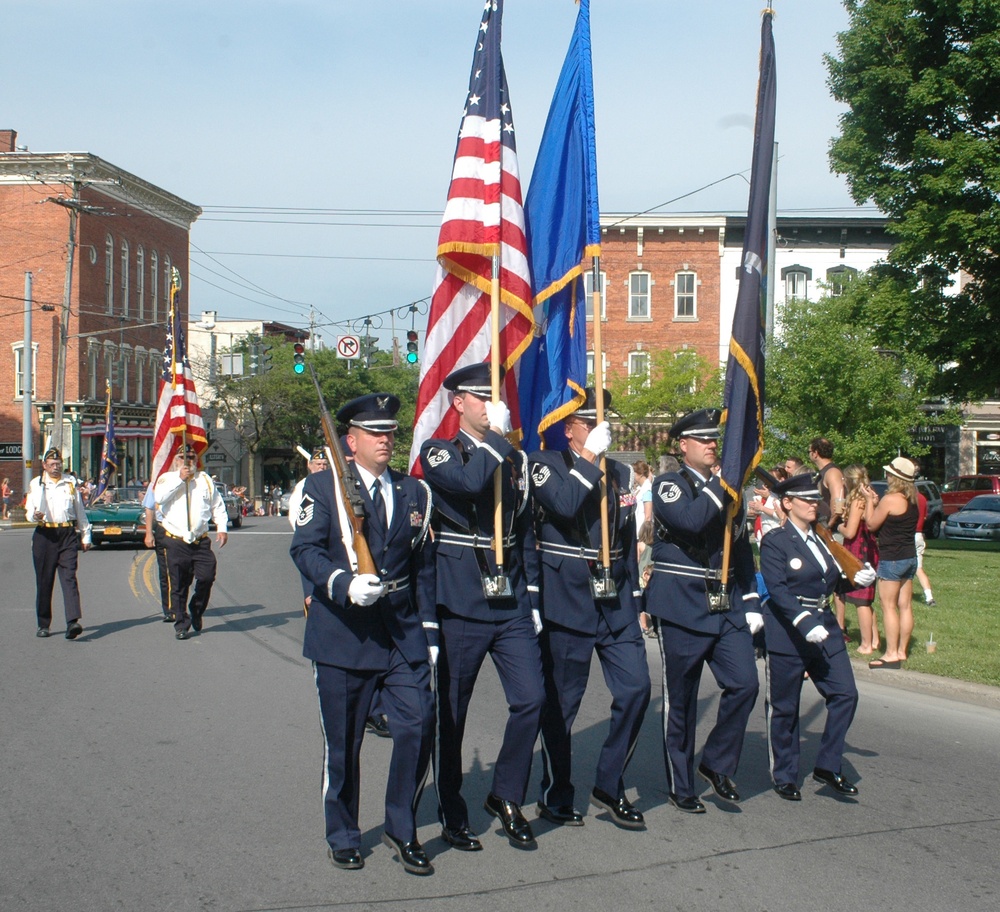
[279, 491, 292, 516]
[209, 481, 242, 530]
[871, 478, 944, 539]
[943, 495, 1000, 541]
[941, 475, 1000, 516]
[86, 485, 147, 546]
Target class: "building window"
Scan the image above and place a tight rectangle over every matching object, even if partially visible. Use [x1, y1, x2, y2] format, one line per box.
[826, 265, 858, 296]
[121, 240, 130, 318]
[13, 342, 38, 398]
[781, 264, 812, 301]
[164, 255, 172, 309]
[136, 246, 145, 319]
[105, 234, 114, 314]
[149, 351, 161, 403]
[121, 345, 133, 403]
[87, 342, 99, 400]
[134, 347, 146, 405]
[628, 351, 650, 388]
[675, 271, 697, 319]
[628, 272, 651, 320]
[584, 270, 606, 321]
[150, 251, 158, 325]
[586, 351, 595, 382]
[103, 343, 116, 397]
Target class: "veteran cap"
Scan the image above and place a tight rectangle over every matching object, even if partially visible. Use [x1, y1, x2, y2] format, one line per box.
[443, 362, 505, 398]
[773, 473, 823, 501]
[43, 447, 62, 461]
[572, 387, 612, 420]
[668, 408, 722, 440]
[336, 393, 400, 433]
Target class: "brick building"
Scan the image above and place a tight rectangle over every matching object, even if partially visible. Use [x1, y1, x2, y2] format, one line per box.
[0, 129, 201, 496]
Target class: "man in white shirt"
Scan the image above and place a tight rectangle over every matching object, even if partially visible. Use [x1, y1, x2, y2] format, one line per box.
[152, 444, 228, 640]
[26, 447, 92, 639]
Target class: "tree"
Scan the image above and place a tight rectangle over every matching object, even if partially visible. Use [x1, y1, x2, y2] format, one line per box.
[826, 0, 1000, 399]
[609, 348, 723, 459]
[765, 279, 958, 468]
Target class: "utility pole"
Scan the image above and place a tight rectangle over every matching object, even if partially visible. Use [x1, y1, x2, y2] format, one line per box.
[49, 189, 79, 453]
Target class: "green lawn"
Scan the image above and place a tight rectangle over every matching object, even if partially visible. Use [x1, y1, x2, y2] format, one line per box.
[843, 538, 1000, 687]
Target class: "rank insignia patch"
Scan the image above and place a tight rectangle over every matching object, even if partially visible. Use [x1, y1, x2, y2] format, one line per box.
[296, 494, 315, 527]
[531, 465, 551, 487]
[658, 481, 682, 503]
[426, 448, 451, 467]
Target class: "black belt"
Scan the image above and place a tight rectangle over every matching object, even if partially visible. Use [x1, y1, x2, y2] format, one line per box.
[164, 530, 208, 543]
[380, 577, 409, 594]
[538, 541, 623, 562]
[437, 530, 516, 550]
[40, 521, 74, 528]
[797, 595, 830, 612]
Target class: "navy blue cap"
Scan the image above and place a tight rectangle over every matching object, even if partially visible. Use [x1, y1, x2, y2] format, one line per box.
[774, 473, 823, 501]
[444, 362, 505, 397]
[43, 447, 62, 461]
[336, 393, 400, 432]
[573, 388, 612, 420]
[669, 408, 722, 440]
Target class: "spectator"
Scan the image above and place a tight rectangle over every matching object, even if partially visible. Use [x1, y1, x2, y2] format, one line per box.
[632, 460, 653, 536]
[840, 464, 880, 654]
[914, 481, 936, 606]
[784, 456, 804, 477]
[809, 437, 848, 637]
[2, 476, 12, 519]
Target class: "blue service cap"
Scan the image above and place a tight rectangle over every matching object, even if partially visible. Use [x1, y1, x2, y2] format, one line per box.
[443, 362, 505, 398]
[572, 387, 612, 420]
[773, 473, 823, 501]
[669, 408, 722, 440]
[336, 393, 400, 432]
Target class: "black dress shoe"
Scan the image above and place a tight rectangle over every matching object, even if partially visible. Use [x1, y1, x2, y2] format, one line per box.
[669, 793, 706, 814]
[36, 628, 51, 638]
[191, 610, 203, 632]
[365, 714, 391, 738]
[441, 825, 482, 852]
[590, 787, 645, 829]
[161, 613, 175, 623]
[176, 629, 190, 640]
[812, 768, 858, 795]
[327, 846, 364, 870]
[537, 802, 584, 826]
[382, 832, 433, 875]
[66, 621, 83, 640]
[484, 792, 535, 847]
[774, 782, 802, 801]
[697, 763, 741, 803]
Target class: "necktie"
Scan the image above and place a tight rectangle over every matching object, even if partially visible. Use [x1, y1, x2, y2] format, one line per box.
[371, 479, 387, 530]
[806, 533, 828, 571]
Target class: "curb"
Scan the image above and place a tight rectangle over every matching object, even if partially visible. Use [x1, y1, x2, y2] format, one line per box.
[850, 656, 1000, 710]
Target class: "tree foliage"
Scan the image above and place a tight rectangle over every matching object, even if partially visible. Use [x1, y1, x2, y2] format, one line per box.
[826, 0, 1000, 399]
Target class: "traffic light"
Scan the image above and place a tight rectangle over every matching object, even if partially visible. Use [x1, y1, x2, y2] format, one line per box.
[406, 330, 419, 364]
[249, 343, 260, 375]
[261, 345, 273, 373]
[293, 341, 306, 374]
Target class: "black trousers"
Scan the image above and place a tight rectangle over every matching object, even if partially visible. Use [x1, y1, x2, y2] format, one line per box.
[163, 535, 217, 632]
[32, 526, 82, 629]
[152, 524, 171, 618]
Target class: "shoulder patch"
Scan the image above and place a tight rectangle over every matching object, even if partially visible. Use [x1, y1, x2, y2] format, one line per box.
[658, 481, 682, 504]
[425, 447, 451, 468]
[531, 465, 551, 487]
[295, 493, 315, 527]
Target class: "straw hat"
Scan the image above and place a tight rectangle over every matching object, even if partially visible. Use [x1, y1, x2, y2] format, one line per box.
[883, 456, 918, 482]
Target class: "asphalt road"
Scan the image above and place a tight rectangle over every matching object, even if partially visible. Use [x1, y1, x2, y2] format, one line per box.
[2, 516, 998, 912]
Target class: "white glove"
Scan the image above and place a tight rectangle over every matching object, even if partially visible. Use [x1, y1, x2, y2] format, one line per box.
[584, 421, 612, 457]
[531, 609, 543, 635]
[805, 626, 829, 645]
[853, 562, 877, 588]
[745, 612, 764, 635]
[485, 400, 512, 435]
[348, 573, 385, 607]
[428, 645, 439, 668]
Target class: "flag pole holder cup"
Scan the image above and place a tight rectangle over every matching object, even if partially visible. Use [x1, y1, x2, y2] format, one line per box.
[481, 572, 513, 600]
[590, 567, 618, 601]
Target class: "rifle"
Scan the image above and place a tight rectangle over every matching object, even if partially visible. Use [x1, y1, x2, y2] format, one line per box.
[308, 365, 377, 576]
[754, 467, 864, 585]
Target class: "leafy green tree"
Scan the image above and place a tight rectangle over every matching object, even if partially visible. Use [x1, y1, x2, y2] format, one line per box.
[826, 0, 1000, 399]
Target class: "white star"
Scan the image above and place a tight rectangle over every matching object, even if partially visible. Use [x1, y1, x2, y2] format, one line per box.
[480, 20, 488, 34]
[468, 93, 481, 107]
[500, 102, 509, 116]
[474, 69, 481, 80]
[503, 121, 514, 134]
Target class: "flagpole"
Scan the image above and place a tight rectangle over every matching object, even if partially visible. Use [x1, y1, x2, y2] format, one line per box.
[490, 252, 505, 572]
[170, 267, 192, 533]
[591, 256, 612, 574]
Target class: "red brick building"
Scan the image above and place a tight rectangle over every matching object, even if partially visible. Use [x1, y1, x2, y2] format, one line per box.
[0, 129, 201, 496]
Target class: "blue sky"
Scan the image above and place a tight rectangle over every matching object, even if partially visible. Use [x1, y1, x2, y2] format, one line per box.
[3, 1, 860, 342]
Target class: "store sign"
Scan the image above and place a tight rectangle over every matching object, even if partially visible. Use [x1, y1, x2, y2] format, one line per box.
[204, 453, 228, 464]
[0, 442, 23, 459]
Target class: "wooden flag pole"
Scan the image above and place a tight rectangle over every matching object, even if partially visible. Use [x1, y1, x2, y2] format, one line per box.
[591, 257, 612, 571]
[170, 267, 192, 533]
[490, 253, 505, 571]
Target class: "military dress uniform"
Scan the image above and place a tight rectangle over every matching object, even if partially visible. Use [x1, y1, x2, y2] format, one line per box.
[759, 473, 862, 800]
[419, 363, 545, 850]
[290, 394, 438, 873]
[529, 389, 650, 828]
[153, 449, 228, 638]
[644, 409, 761, 812]
[25, 448, 91, 638]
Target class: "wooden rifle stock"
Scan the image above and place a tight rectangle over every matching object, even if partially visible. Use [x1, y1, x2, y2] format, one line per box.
[308, 366, 377, 576]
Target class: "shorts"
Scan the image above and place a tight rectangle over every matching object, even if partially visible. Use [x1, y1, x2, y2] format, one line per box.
[914, 532, 926, 570]
[877, 557, 917, 582]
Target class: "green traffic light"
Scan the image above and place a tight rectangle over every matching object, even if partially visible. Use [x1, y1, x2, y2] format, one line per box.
[406, 352, 418, 364]
[294, 362, 306, 374]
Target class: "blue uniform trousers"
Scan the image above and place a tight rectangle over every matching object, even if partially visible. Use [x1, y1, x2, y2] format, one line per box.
[539, 614, 650, 807]
[32, 526, 82, 628]
[765, 647, 858, 785]
[435, 611, 544, 829]
[656, 620, 758, 798]
[313, 650, 433, 851]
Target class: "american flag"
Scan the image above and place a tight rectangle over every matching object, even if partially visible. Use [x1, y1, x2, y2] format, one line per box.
[408, 0, 533, 471]
[149, 282, 207, 483]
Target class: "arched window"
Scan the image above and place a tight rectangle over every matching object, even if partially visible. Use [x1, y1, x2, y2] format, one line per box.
[164, 255, 172, 309]
[150, 251, 159, 325]
[105, 234, 114, 314]
[826, 265, 858, 297]
[121, 240, 130, 318]
[781, 264, 812, 301]
[136, 246, 145, 319]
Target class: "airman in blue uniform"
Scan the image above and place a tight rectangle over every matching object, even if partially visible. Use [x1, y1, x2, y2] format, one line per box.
[419, 363, 545, 852]
[291, 394, 438, 876]
[644, 409, 762, 813]
[529, 388, 651, 830]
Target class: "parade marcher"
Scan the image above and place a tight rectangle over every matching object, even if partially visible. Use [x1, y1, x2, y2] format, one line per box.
[291, 393, 437, 875]
[152, 444, 228, 640]
[419, 363, 545, 852]
[287, 448, 330, 530]
[143, 456, 181, 623]
[759, 473, 876, 800]
[644, 409, 762, 813]
[529, 388, 651, 830]
[26, 447, 91, 638]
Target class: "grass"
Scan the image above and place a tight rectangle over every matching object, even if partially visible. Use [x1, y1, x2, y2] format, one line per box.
[843, 538, 1000, 688]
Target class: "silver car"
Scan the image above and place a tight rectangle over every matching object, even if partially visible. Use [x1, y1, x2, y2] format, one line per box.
[943, 495, 1000, 542]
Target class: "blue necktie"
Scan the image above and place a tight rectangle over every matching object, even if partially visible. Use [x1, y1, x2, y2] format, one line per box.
[371, 480, 387, 530]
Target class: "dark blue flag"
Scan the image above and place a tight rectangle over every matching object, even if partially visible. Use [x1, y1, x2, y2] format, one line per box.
[518, 0, 600, 452]
[94, 384, 118, 500]
[719, 10, 776, 501]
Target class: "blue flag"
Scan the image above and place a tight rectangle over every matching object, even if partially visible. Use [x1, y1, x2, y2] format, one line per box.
[719, 10, 776, 501]
[518, 0, 600, 452]
[94, 385, 118, 500]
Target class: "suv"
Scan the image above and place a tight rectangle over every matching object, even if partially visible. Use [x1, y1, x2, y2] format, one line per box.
[871, 478, 944, 539]
[940, 475, 1000, 516]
